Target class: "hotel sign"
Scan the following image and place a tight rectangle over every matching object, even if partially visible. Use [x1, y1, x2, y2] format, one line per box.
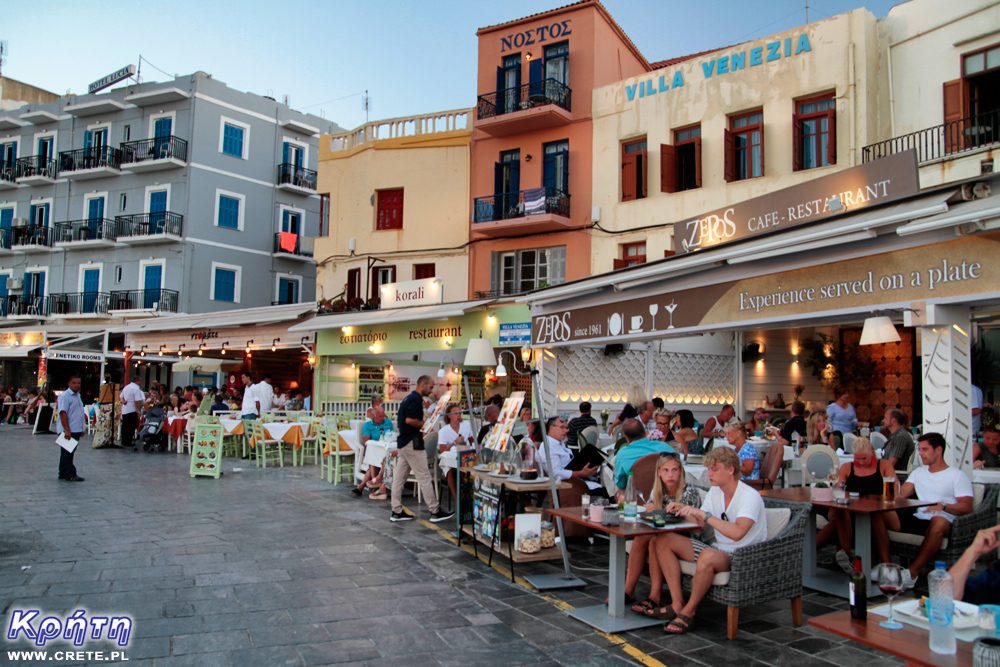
[46, 350, 103, 363]
[88, 65, 136, 94]
[674, 150, 920, 254]
[379, 277, 444, 309]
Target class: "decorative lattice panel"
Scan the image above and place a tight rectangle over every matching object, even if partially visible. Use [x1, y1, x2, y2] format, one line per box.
[555, 347, 648, 403]
[652, 353, 735, 405]
[922, 324, 973, 471]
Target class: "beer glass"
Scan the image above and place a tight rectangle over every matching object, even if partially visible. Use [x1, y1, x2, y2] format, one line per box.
[883, 476, 896, 502]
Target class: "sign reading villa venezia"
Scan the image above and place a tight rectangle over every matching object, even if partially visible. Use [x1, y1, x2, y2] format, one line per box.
[673, 151, 921, 254]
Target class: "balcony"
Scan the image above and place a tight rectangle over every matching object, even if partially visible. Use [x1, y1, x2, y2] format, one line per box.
[472, 187, 573, 237]
[276, 163, 317, 194]
[273, 233, 314, 262]
[47, 292, 112, 318]
[11, 226, 54, 253]
[0, 163, 18, 191]
[14, 156, 57, 185]
[125, 87, 191, 106]
[1, 294, 49, 319]
[863, 109, 1000, 165]
[114, 213, 183, 245]
[53, 219, 118, 248]
[119, 136, 188, 172]
[476, 79, 572, 136]
[64, 99, 126, 117]
[108, 289, 179, 314]
[0, 228, 14, 256]
[59, 146, 122, 180]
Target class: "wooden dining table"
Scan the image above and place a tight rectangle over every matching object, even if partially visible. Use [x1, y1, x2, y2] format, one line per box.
[760, 487, 935, 598]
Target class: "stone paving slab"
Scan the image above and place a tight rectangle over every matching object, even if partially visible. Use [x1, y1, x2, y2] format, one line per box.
[0, 426, 905, 666]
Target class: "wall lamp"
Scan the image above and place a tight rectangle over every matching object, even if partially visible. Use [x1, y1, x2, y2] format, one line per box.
[437, 356, 459, 378]
[198, 344, 205, 356]
[495, 349, 531, 378]
[271, 338, 280, 352]
[140, 345, 147, 357]
[220, 341, 229, 355]
[158, 345, 166, 357]
[245, 340, 253, 354]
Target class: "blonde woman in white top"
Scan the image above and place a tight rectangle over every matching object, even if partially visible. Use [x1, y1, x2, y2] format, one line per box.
[438, 402, 475, 499]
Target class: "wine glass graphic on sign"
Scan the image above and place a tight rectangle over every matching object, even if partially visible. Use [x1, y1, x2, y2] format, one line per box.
[665, 300, 678, 329]
[649, 303, 658, 330]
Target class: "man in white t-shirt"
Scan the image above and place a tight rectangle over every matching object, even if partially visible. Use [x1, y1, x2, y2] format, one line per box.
[874, 432, 974, 587]
[119, 379, 145, 449]
[240, 372, 260, 419]
[650, 445, 768, 634]
[254, 374, 274, 414]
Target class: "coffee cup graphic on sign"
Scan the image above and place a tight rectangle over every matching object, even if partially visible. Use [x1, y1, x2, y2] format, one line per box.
[629, 315, 643, 333]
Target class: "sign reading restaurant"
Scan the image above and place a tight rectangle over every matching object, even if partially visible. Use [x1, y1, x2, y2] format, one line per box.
[673, 150, 921, 254]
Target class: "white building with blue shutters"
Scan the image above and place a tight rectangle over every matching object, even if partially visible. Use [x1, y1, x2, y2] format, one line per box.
[0, 71, 341, 324]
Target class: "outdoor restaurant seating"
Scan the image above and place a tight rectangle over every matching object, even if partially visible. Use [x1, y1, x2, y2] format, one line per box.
[629, 452, 659, 498]
[800, 445, 837, 483]
[679, 497, 808, 640]
[745, 442, 784, 490]
[888, 482, 999, 566]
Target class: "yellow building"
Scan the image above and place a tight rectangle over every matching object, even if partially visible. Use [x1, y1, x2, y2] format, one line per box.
[314, 109, 473, 309]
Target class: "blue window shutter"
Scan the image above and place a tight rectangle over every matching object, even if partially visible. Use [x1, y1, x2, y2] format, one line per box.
[282, 142, 290, 165]
[223, 125, 244, 157]
[219, 196, 239, 229]
[144, 265, 162, 291]
[84, 130, 93, 150]
[214, 269, 236, 302]
[282, 210, 290, 232]
[88, 198, 104, 221]
[291, 279, 299, 303]
[543, 152, 555, 190]
[1, 209, 12, 230]
[149, 191, 167, 213]
[83, 269, 99, 294]
[529, 59, 544, 98]
[37, 272, 45, 297]
[561, 151, 569, 194]
[154, 118, 172, 138]
[496, 66, 506, 114]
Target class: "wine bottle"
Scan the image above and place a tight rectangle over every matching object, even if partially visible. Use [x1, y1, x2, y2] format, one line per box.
[850, 556, 867, 620]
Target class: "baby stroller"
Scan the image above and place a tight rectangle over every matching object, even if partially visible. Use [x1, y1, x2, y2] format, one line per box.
[138, 407, 168, 453]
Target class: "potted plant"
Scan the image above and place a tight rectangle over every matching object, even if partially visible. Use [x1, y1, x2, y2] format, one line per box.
[811, 480, 834, 502]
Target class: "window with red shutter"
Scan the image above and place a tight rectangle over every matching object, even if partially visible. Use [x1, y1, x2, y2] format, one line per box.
[621, 242, 646, 267]
[376, 189, 404, 230]
[728, 112, 763, 181]
[671, 125, 702, 192]
[621, 138, 647, 201]
[414, 263, 435, 279]
[347, 268, 360, 301]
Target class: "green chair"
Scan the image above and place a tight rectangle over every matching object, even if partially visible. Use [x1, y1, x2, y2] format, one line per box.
[250, 419, 283, 468]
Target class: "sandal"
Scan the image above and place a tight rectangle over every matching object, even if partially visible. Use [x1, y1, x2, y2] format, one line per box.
[645, 605, 678, 621]
[631, 598, 658, 615]
[664, 614, 695, 635]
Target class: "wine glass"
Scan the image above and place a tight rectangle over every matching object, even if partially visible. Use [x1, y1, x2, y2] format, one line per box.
[873, 563, 906, 629]
[649, 303, 658, 329]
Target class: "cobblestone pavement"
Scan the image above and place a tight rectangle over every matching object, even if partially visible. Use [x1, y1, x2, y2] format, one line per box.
[1, 428, 902, 666]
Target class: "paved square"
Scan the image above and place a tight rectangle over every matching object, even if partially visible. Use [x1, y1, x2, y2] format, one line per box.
[1, 428, 900, 666]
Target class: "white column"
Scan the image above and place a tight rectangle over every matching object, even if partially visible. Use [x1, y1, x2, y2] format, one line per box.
[919, 305, 973, 475]
[734, 330, 744, 418]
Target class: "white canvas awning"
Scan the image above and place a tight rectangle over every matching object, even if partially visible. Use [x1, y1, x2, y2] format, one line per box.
[0, 345, 41, 358]
[288, 299, 495, 333]
[122, 302, 316, 333]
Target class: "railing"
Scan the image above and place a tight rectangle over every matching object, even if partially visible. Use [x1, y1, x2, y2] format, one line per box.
[53, 219, 117, 244]
[14, 156, 57, 180]
[273, 232, 313, 257]
[863, 109, 1000, 164]
[47, 292, 111, 316]
[11, 225, 53, 248]
[0, 294, 49, 317]
[0, 228, 11, 250]
[477, 79, 572, 120]
[472, 287, 543, 299]
[0, 162, 16, 185]
[114, 212, 183, 238]
[473, 187, 571, 223]
[276, 163, 317, 191]
[108, 289, 179, 312]
[119, 136, 188, 164]
[59, 146, 121, 172]
[328, 108, 472, 152]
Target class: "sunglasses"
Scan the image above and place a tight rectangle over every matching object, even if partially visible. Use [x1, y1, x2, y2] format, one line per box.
[721, 512, 729, 522]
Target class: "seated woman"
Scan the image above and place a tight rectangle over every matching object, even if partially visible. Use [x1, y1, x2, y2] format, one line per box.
[438, 402, 475, 499]
[24, 390, 42, 425]
[806, 411, 836, 451]
[668, 409, 699, 456]
[725, 422, 760, 481]
[819, 436, 897, 572]
[627, 453, 703, 616]
[649, 446, 768, 634]
[748, 407, 769, 435]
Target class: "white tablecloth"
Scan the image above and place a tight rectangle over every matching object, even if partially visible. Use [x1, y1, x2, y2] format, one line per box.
[263, 422, 309, 441]
[361, 439, 395, 468]
[219, 418, 243, 434]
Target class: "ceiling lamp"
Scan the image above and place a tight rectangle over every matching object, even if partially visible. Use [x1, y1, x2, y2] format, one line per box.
[859, 316, 901, 345]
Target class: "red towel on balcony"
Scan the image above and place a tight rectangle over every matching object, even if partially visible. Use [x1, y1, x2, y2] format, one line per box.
[279, 232, 298, 252]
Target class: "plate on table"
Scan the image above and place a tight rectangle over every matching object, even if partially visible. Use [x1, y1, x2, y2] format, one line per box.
[895, 598, 980, 630]
[473, 464, 491, 471]
[507, 475, 549, 484]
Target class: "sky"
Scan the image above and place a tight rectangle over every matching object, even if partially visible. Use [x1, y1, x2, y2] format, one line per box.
[4, 0, 903, 131]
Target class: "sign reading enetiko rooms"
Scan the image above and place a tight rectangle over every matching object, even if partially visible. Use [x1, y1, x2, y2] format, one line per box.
[532, 234, 1000, 347]
[673, 150, 920, 254]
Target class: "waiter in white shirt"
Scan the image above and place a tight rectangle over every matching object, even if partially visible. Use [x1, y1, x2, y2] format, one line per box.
[255, 374, 274, 414]
[119, 378, 145, 449]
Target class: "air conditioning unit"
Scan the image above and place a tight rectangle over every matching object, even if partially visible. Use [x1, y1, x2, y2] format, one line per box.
[11, 217, 26, 227]
[6, 276, 22, 291]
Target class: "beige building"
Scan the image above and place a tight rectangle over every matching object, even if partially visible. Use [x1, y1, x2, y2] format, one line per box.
[1, 77, 60, 110]
[589, 9, 880, 273]
[314, 109, 472, 308]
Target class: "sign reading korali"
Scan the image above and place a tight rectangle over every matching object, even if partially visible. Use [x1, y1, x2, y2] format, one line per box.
[88, 65, 136, 94]
[674, 150, 920, 254]
[379, 277, 444, 309]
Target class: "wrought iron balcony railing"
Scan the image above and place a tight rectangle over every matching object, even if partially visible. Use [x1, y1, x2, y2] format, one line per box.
[0, 294, 49, 317]
[119, 136, 188, 164]
[53, 219, 117, 243]
[58, 146, 121, 172]
[48, 292, 112, 316]
[108, 289, 179, 312]
[11, 225, 53, 248]
[862, 108, 1000, 164]
[114, 212, 183, 238]
[14, 156, 57, 180]
[273, 232, 313, 256]
[473, 187, 570, 223]
[276, 163, 317, 191]
[477, 79, 572, 120]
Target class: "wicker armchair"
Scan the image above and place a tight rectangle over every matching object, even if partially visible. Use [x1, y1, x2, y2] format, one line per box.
[889, 483, 999, 566]
[680, 497, 808, 639]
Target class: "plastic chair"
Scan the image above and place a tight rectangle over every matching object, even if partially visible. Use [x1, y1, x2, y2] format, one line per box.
[870, 431, 887, 450]
[801, 445, 837, 484]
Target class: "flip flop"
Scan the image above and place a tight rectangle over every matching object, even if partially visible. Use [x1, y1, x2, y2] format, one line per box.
[645, 605, 678, 621]
[631, 599, 658, 615]
[664, 614, 695, 635]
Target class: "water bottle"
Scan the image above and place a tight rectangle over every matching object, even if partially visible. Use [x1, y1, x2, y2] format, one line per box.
[928, 562, 956, 655]
[623, 473, 637, 523]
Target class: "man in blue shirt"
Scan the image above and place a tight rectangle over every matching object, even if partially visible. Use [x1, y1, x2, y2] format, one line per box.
[56, 375, 86, 482]
[614, 418, 675, 490]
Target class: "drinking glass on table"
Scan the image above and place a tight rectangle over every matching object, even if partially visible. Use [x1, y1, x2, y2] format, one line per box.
[873, 563, 907, 630]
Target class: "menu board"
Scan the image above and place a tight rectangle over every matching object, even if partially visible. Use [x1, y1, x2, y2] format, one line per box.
[474, 477, 501, 549]
[457, 448, 478, 527]
[421, 392, 451, 435]
[483, 392, 525, 452]
[190, 424, 223, 479]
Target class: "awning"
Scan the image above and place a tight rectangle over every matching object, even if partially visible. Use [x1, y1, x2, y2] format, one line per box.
[122, 302, 316, 333]
[0, 345, 41, 358]
[289, 299, 495, 333]
[171, 358, 243, 373]
[47, 333, 104, 352]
